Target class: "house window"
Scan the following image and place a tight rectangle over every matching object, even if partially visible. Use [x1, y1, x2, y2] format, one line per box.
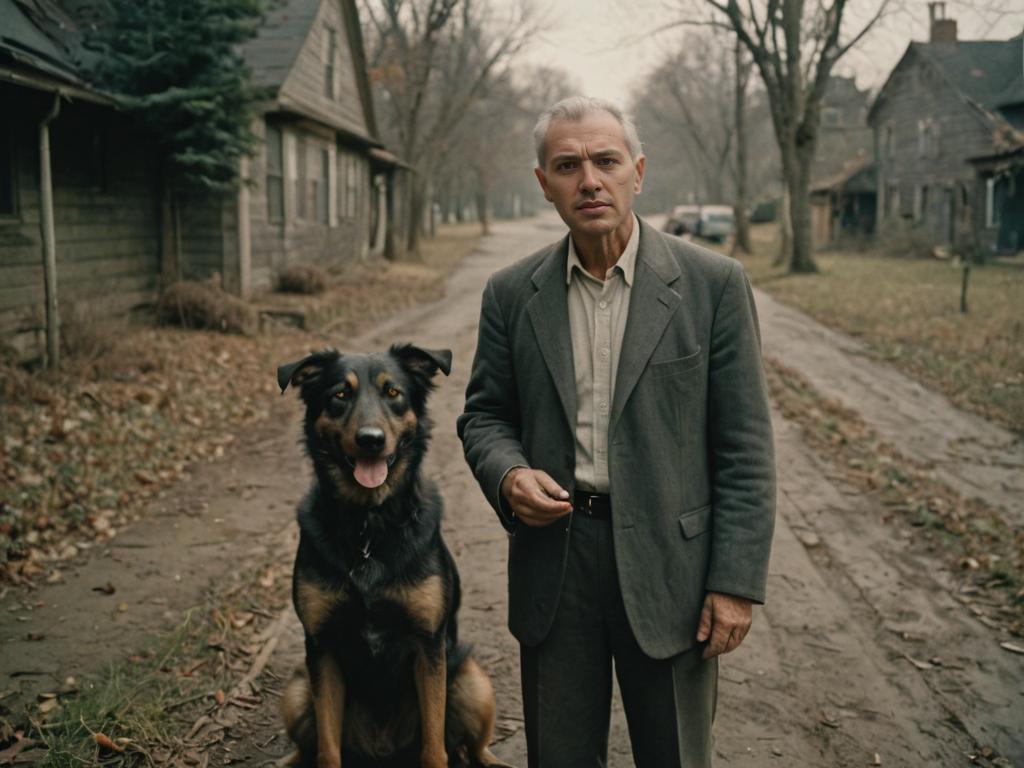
[917, 118, 939, 158]
[315, 148, 329, 223]
[822, 107, 840, 127]
[346, 154, 358, 218]
[266, 124, 284, 223]
[324, 27, 337, 100]
[0, 121, 17, 216]
[986, 177, 1006, 228]
[886, 183, 900, 219]
[296, 136, 308, 220]
[917, 185, 929, 222]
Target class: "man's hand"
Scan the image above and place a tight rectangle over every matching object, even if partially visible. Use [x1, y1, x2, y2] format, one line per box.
[696, 591, 753, 660]
[501, 467, 573, 527]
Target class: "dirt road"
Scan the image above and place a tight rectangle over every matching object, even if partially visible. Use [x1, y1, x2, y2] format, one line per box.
[3, 215, 1021, 766]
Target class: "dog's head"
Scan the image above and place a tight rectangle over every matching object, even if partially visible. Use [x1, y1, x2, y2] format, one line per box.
[278, 345, 452, 506]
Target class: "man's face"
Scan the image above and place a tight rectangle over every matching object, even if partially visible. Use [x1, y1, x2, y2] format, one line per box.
[534, 111, 646, 240]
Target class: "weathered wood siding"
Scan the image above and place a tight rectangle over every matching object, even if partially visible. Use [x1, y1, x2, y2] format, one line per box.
[278, 0, 369, 140]
[0, 88, 160, 359]
[871, 50, 994, 246]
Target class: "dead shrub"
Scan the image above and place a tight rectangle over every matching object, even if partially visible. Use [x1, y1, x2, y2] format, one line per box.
[60, 301, 125, 364]
[157, 277, 257, 335]
[277, 263, 329, 294]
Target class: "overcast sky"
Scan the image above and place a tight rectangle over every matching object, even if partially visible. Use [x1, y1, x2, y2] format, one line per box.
[510, 0, 1024, 107]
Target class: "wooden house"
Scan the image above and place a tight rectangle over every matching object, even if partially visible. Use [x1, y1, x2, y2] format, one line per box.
[0, 0, 401, 362]
[868, 3, 1024, 254]
[178, 0, 405, 297]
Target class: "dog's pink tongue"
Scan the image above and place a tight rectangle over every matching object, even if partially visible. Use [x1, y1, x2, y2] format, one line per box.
[354, 458, 388, 488]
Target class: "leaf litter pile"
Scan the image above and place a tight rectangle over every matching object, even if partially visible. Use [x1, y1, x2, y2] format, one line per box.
[0, 228, 481, 765]
[766, 356, 1024, 639]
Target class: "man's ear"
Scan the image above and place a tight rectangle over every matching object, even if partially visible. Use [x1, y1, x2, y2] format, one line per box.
[277, 349, 340, 393]
[534, 167, 554, 203]
[633, 154, 646, 194]
[390, 344, 452, 382]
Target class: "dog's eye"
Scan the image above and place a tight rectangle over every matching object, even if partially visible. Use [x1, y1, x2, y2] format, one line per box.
[334, 390, 349, 401]
[386, 387, 400, 398]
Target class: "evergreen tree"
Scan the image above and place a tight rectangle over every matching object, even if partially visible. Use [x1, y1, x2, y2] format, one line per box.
[89, 0, 264, 193]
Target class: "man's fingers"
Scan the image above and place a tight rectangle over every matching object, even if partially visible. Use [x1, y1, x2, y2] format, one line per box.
[703, 622, 731, 659]
[534, 470, 570, 501]
[723, 628, 743, 655]
[696, 596, 713, 642]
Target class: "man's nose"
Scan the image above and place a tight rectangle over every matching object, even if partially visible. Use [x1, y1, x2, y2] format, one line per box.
[579, 161, 601, 192]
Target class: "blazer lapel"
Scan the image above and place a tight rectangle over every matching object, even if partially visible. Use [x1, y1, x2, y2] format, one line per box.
[610, 220, 682, 434]
[527, 236, 577, 434]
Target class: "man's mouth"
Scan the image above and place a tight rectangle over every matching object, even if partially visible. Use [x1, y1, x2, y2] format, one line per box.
[343, 452, 398, 488]
[577, 201, 611, 214]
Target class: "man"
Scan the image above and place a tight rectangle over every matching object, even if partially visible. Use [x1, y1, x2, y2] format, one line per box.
[457, 96, 775, 768]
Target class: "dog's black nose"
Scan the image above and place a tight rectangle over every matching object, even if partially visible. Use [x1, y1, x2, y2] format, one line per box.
[355, 427, 386, 451]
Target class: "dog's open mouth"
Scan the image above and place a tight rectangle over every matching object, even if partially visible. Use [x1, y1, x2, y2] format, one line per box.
[344, 453, 399, 489]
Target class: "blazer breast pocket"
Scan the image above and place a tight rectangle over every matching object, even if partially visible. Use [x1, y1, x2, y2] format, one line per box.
[649, 347, 703, 381]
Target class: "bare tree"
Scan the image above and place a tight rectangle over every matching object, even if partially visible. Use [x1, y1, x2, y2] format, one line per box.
[731, 35, 753, 254]
[360, 0, 536, 257]
[702, 0, 890, 272]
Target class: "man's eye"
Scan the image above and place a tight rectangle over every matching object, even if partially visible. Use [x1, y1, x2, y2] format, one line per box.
[597, 157, 616, 166]
[557, 161, 576, 171]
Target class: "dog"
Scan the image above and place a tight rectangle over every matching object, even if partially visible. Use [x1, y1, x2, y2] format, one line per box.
[276, 345, 510, 768]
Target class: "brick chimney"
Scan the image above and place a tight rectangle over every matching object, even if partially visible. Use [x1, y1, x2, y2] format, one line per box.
[928, 2, 958, 43]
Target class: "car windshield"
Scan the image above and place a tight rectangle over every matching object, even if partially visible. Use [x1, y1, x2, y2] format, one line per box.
[709, 214, 733, 223]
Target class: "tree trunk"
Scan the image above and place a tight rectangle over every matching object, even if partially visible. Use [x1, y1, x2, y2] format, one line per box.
[731, 38, 752, 256]
[476, 184, 491, 235]
[788, 144, 818, 273]
[774, 184, 792, 267]
[405, 176, 426, 260]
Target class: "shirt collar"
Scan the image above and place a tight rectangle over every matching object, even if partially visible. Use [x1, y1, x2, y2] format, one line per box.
[565, 213, 640, 287]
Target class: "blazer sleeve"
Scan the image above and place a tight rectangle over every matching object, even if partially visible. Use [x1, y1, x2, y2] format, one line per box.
[457, 277, 530, 533]
[705, 262, 776, 603]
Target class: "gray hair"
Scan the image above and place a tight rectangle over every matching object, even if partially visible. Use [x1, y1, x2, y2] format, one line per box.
[533, 96, 643, 168]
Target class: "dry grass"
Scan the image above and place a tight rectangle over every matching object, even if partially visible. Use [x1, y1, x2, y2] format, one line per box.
[733, 225, 1024, 434]
[277, 263, 329, 294]
[157, 279, 258, 335]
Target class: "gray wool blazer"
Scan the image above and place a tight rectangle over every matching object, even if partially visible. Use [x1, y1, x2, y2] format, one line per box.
[457, 218, 776, 659]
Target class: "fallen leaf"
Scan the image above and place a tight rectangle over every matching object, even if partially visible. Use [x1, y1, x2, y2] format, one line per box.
[214, 689, 226, 706]
[999, 641, 1024, 655]
[95, 732, 125, 753]
[902, 654, 934, 670]
[25, 633, 44, 642]
[92, 582, 116, 595]
[870, 753, 882, 766]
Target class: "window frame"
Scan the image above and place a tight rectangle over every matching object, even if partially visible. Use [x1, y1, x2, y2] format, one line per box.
[0, 120, 19, 218]
[265, 124, 284, 223]
[324, 27, 337, 100]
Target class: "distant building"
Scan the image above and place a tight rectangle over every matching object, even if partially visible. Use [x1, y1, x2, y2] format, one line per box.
[868, 2, 1024, 254]
[810, 76, 875, 247]
[0, 0, 406, 361]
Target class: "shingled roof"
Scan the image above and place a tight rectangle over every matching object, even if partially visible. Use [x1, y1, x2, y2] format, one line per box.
[243, 0, 320, 92]
[869, 36, 1024, 128]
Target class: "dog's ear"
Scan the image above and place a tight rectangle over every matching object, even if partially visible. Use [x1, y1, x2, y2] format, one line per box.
[390, 344, 452, 381]
[277, 349, 340, 394]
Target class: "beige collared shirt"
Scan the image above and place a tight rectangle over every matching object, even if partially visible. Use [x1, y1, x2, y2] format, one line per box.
[566, 214, 639, 493]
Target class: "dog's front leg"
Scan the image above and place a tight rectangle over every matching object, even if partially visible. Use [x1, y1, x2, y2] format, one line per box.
[312, 653, 346, 768]
[414, 636, 447, 768]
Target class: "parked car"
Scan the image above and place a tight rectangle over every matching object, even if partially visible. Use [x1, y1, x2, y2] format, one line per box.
[696, 205, 735, 242]
[663, 204, 701, 236]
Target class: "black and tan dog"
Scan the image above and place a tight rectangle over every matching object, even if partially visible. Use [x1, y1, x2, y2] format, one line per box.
[276, 345, 509, 768]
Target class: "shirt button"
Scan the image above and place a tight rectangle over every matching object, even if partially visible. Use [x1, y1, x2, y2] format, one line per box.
[601, 348, 609, 358]
[599, 401, 608, 412]
[599, 300, 608, 309]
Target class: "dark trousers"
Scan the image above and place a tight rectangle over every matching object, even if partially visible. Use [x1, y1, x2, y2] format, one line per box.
[520, 514, 717, 768]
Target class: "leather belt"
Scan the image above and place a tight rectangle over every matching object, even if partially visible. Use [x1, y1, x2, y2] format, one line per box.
[573, 491, 611, 520]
